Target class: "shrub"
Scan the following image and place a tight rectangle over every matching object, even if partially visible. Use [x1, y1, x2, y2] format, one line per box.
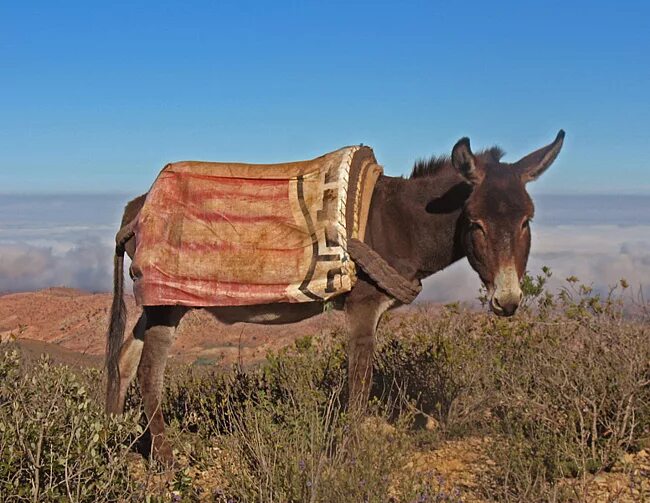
[214, 349, 424, 502]
[373, 306, 498, 437]
[158, 331, 348, 439]
[486, 278, 650, 500]
[0, 351, 140, 502]
[1, 270, 647, 501]
[161, 334, 431, 501]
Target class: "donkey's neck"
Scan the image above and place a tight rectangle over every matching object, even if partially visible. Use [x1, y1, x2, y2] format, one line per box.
[364, 168, 467, 282]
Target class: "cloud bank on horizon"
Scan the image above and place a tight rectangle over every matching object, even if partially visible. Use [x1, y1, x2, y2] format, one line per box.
[422, 225, 650, 303]
[1, 195, 649, 302]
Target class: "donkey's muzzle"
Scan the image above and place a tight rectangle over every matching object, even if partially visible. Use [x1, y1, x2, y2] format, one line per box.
[490, 266, 523, 317]
[490, 294, 521, 317]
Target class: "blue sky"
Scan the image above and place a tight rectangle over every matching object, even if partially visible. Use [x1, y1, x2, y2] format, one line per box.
[1, 0, 649, 194]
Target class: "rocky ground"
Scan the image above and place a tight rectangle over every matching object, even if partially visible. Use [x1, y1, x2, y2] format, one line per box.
[409, 438, 650, 502]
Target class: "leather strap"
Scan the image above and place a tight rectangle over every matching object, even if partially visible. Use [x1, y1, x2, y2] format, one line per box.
[347, 238, 422, 304]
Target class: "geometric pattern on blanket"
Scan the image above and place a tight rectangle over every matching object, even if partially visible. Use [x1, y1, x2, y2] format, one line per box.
[131, 146, 383, 306]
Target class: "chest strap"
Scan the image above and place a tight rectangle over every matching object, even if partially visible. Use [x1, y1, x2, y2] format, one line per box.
[346, 238, 422, 304]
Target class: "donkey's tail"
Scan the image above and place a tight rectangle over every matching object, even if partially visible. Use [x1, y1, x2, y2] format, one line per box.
[105, 221, 135, 413]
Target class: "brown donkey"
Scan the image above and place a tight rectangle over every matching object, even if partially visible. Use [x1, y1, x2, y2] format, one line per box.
[106, 131, 565, 463]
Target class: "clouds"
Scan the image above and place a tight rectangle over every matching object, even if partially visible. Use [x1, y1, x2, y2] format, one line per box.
[421, 225, 650, 302]
[0, 194, 127, 293]
[0, 241, 114, 293]
[0, 195, 649, 301]
[4, 223, 647, 302]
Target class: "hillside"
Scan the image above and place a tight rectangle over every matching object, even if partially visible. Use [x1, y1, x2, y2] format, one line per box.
[0, 287, 359, 367]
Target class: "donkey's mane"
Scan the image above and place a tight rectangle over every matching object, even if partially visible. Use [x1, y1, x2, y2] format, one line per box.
[410, 146, 505, 179]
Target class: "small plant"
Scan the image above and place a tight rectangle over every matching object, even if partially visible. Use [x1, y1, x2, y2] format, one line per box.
[215, 359, 422, 502]
[373, 307, 496, 437]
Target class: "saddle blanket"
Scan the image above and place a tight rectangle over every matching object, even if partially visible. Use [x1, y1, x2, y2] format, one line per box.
[131, 146, 383, 306]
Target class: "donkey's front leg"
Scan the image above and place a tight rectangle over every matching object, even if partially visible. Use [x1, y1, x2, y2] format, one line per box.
[137, 306, 185, 465]
[345, 279, 394, 410]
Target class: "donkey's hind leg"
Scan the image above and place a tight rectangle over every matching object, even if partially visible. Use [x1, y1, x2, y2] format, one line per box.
[137, 306, 185, 465]
[110, 313, 147, 414]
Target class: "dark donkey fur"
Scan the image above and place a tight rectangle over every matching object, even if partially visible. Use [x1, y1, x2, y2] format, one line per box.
[106, 131, 565, 463]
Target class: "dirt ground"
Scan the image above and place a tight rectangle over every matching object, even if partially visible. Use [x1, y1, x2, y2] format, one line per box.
[0, 287, 346, 368]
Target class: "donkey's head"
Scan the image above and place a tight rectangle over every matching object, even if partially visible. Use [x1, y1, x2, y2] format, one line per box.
[452, 130, 565, 316]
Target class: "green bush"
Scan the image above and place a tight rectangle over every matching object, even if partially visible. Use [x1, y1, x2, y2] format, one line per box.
[370, 273, 649, 500]
[373, 306, 498, 437]
[157, 331, 348, 439]
[0, 351, 140, 502]
[217, 369, 416, 502]
[486, 280, 650, 500]
[160, 335, 431, 501]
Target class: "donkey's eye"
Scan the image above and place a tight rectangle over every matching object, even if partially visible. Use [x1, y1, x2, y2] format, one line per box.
[522, 218, 532, 230]
[468, 221, 485, 233]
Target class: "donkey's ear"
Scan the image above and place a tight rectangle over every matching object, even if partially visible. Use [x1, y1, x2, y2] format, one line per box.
[451, 137, 483, 184]
[515, 130, 565, 182]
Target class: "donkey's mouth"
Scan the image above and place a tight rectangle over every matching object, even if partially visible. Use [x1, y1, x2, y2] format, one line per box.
[489, 290, 522, 317]
[488, 267, 523, 317]
[490, 297, 518, 317]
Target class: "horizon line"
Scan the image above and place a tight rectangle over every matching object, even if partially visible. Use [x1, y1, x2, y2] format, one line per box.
[2, 191, 650, 198]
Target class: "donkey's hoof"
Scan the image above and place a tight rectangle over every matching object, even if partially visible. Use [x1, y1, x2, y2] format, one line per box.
[151, 438, 175, 468]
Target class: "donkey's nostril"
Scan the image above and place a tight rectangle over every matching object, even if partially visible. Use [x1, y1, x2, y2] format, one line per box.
[501, 301, 518, 316]
[493, 295, 519, 316]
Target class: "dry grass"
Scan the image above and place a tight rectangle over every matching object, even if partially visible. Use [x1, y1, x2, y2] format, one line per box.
[1, 271, 649, 502]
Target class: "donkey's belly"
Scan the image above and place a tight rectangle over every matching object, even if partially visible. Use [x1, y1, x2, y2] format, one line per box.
[203, 298, 343, 325]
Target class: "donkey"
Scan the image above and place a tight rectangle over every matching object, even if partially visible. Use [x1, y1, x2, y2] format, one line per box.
[106, 130, 565, 463]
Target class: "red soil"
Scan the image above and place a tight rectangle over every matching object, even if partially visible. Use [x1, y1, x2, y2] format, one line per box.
[0, 287, 352, 367]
